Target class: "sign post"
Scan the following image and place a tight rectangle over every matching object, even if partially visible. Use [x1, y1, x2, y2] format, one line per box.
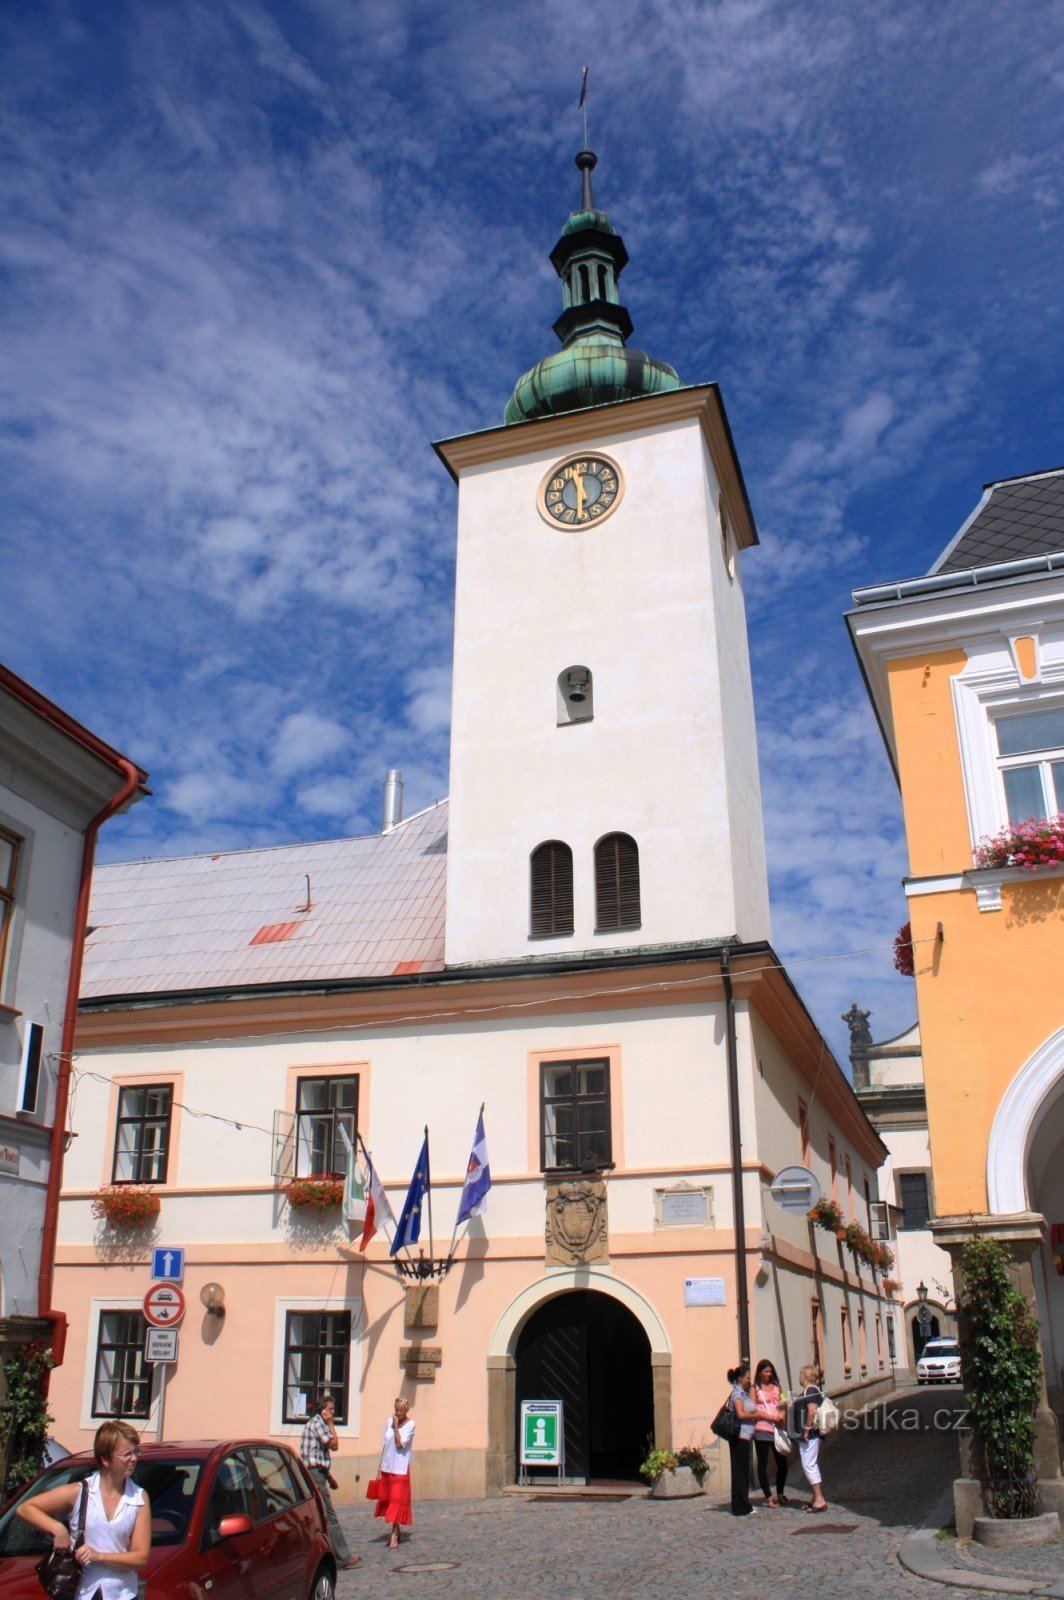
[143, 1283, 186, 1328]
[519, 1400, 564, 1487]
[151, 1247, 185, 1283]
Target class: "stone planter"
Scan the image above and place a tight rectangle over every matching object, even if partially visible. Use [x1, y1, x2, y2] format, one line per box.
[972, 1511, 1060, 1548]
[650, 1465, 704, 1499]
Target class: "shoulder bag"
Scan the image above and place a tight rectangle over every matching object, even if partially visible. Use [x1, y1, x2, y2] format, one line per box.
[365, 1441, 386, 1500]
[35, 1480, 88, 1600]
[710, 1394, 742, 1442]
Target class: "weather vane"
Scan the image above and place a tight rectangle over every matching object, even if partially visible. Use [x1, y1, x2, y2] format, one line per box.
[578, 65, 589, 148]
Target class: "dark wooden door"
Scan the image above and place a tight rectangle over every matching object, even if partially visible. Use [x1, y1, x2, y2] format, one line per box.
[515, 1291, 653, 1483]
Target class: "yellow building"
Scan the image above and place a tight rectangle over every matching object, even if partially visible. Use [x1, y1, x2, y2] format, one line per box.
[848, 466, 1064, 1522]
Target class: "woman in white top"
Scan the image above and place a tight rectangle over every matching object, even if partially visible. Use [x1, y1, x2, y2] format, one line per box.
[16, 1420, 151, 1600]
[373, 1396, 415, 1550]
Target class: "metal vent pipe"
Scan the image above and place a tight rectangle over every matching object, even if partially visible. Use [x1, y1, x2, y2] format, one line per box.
[382, 768, 404, 833]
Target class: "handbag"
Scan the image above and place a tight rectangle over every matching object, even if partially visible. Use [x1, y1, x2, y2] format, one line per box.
[710, 1396, 742, 1441]
[772, 1424, 792, 1456]
[35, 1481, 87, 1600]
[365, 1478, 380, 1500]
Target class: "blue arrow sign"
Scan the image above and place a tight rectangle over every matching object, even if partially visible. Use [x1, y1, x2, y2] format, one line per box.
[151, 1247, 185, 1283]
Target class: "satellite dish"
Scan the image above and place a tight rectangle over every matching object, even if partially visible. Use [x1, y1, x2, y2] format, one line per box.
[769, 1165, 821, 1214]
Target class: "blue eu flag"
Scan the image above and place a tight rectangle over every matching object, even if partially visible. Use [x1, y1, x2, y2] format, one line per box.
[390, 1133, 430, 1256]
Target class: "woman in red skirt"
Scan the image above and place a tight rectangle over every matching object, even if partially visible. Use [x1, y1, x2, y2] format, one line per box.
[374, 1396, 415, 1549]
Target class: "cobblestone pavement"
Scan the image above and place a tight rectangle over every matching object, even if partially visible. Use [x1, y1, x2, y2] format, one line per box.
[329, 1387, 1011, 1600]
[938, 1530, 1064, 1585]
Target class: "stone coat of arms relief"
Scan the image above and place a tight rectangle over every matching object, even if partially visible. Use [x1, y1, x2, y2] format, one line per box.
[545, 1178, 609, 1266]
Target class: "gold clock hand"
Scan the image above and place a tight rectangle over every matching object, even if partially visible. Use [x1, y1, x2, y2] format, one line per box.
[571, 468, 586, 518]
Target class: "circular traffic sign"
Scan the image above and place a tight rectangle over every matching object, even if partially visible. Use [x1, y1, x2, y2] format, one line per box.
[769, 1164, 821, 1214]
[143, 1282, 186, 1327]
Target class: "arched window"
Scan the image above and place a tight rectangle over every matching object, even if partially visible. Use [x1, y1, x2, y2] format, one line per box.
[530, 841, 574, 938]
[578, 263, 591, 302]
[594, 833, 640, 931]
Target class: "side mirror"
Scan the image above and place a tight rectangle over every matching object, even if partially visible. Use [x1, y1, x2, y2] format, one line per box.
[216, 1514, 253, 1539]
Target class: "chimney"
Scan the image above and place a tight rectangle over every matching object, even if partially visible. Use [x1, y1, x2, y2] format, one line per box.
[381, 768, 403, 833]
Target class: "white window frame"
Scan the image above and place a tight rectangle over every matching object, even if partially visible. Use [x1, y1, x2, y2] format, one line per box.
[271, 1296, 362, 1439]
[951, 655, 1064, 850]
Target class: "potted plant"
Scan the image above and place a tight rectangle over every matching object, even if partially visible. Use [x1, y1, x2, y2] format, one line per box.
[882, 1277, 899, 1295]
[809, 1196, 844, 1235]
[975, 814, 1064, 872]
[90, 1185, 161, 1229]
[283, 1175, 344, 1212]
[639, 1445, 706, 1499]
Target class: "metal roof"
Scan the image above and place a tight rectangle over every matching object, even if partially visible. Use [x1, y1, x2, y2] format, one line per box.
[933, 466, 1064, 574]
[81, 801, 447, 1000]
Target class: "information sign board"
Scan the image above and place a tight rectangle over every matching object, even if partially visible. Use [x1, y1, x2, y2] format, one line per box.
[519, 1401, 563, 1466]
[145, 1328, 179, 1363]
[684, 1276, 726, 1307]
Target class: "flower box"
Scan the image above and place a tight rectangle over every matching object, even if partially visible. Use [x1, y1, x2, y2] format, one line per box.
[90, 1185, 161, 1229]
[975, 814, 1064, 872]
[284, 1175, 344, 1212]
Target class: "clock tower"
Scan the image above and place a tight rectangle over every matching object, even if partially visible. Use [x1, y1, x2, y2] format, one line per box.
[436, 151, 770, 968]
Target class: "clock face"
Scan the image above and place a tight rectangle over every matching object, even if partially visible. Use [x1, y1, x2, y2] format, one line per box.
[539, 453, 623, 528]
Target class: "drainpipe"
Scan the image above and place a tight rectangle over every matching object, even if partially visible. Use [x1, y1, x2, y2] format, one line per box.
[37, 759, 141, 1361]
[720, 948, 750, 1363]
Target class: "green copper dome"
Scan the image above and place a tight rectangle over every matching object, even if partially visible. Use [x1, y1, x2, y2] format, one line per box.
[505, 150, 680, 426]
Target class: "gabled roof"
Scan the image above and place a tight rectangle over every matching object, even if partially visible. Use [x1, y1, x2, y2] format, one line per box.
[81, 801, 447, 1000]
[932, 466, 1064, 574]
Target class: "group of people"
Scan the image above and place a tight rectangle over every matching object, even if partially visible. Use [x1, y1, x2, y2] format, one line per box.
[299, 1392, 416, 1566]
[14, 1395, 417, 1595]
[725, 1359, 829, 1517]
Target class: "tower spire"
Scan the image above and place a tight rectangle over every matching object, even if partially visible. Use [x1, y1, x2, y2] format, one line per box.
[503, 146, 681, 425]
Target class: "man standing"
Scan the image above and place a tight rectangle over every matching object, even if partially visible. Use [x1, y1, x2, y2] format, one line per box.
[300, 1395, 360, 1568]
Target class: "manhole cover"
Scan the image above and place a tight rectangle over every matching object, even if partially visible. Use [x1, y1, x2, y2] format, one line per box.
[395, 1562, 460, 1573]
[790, 1522, 858, 1535]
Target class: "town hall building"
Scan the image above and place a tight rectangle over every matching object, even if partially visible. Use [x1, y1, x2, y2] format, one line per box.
[48, 151, 892, 1497]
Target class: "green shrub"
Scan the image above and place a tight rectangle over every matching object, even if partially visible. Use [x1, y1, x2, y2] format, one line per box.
[958, 1236, 1043, 1518]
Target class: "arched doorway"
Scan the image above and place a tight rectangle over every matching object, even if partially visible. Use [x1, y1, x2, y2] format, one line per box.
[515, 1290, 653, 1482]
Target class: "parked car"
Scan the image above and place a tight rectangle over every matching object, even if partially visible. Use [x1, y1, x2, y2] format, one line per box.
[0, 1439, 337, 1600]
[916, 1336, 963, 1384]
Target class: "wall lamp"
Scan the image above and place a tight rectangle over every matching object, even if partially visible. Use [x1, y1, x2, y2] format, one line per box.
[917, 1280, 928, 1306]
[200, 1282, 226, 1318]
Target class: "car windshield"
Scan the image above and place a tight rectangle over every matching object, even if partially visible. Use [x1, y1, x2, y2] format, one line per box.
[0, 1458, 204, 1557]
[922, 1341, 959, 1356]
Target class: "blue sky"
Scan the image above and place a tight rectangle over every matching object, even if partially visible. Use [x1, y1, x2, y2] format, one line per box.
[3, 0, 1062, 1061]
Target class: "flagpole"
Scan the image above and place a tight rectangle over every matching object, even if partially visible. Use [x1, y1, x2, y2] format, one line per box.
[447, 1101, 485, 1262]
[424, 1124, 434, 1265]
[357, 1132, 403, 1254]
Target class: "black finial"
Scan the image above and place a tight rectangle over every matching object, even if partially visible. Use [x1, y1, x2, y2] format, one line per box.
[576, 149, 597, 213]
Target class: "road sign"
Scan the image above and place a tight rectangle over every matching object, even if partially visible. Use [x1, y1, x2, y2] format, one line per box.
[143, 1282, 186, 1328]
[145, 1327, 179, 1363]
[519, 1401, 563, 1466]
[151, 1247, 185, 1283]
[769, 1165, 821, 1214]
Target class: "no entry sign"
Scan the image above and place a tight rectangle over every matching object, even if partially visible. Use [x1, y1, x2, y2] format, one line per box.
[143, 1282, 186, 1328]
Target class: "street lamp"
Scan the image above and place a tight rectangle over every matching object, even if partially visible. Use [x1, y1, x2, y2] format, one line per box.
[917, 1280, 928, 1305]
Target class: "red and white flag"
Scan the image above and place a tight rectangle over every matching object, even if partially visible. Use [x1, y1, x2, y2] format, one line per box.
[359, 1143, 396, 1251]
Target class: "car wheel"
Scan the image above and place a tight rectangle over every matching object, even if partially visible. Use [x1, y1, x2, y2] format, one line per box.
[310, 1565, 336, 1600]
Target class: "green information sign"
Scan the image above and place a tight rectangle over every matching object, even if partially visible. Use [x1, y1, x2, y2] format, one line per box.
[519, 1400, 563, 1466]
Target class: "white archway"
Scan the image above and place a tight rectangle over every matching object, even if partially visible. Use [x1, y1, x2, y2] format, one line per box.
[987, 1025, 1064, 1213]
[489, 1266, 671, 1358]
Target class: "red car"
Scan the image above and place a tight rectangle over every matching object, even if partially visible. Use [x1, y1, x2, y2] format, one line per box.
[0, 1440, 338, 1600]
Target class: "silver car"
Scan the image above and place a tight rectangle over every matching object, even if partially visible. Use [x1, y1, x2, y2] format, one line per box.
[916, 1336, 962, 1384]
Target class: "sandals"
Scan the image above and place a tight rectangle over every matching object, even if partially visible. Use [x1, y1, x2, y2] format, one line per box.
[387, 1533, 400, 1549]
[804, 1503, 827, 1514]
[765, 1497, 779, 1507]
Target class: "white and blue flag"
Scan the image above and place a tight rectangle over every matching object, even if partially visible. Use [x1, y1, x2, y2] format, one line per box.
[457, 1109, 491, 1223]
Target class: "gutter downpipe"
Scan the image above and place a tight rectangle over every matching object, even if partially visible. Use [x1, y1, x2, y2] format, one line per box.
[37, 759, 141, 1373]
[720, 947, 750, 1363]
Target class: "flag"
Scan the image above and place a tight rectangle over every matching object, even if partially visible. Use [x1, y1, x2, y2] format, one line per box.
[390, 1132, 430, 1256]
[358, 1141, 395, 1252]
[457, 1109, 491, 1223]
[578, 66, 588, 108]
[340, 1128, 366, 1226]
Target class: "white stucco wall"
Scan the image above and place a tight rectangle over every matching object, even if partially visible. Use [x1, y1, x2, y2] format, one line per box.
[444, 411, 770, 966]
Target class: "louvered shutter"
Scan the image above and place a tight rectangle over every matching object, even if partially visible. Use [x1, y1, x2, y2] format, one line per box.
[595, 833, 640, 930]
[530, 841, 574, 936]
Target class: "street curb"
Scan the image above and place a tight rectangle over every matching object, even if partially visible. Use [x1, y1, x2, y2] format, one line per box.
[897, 1488, 1064, 1596]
